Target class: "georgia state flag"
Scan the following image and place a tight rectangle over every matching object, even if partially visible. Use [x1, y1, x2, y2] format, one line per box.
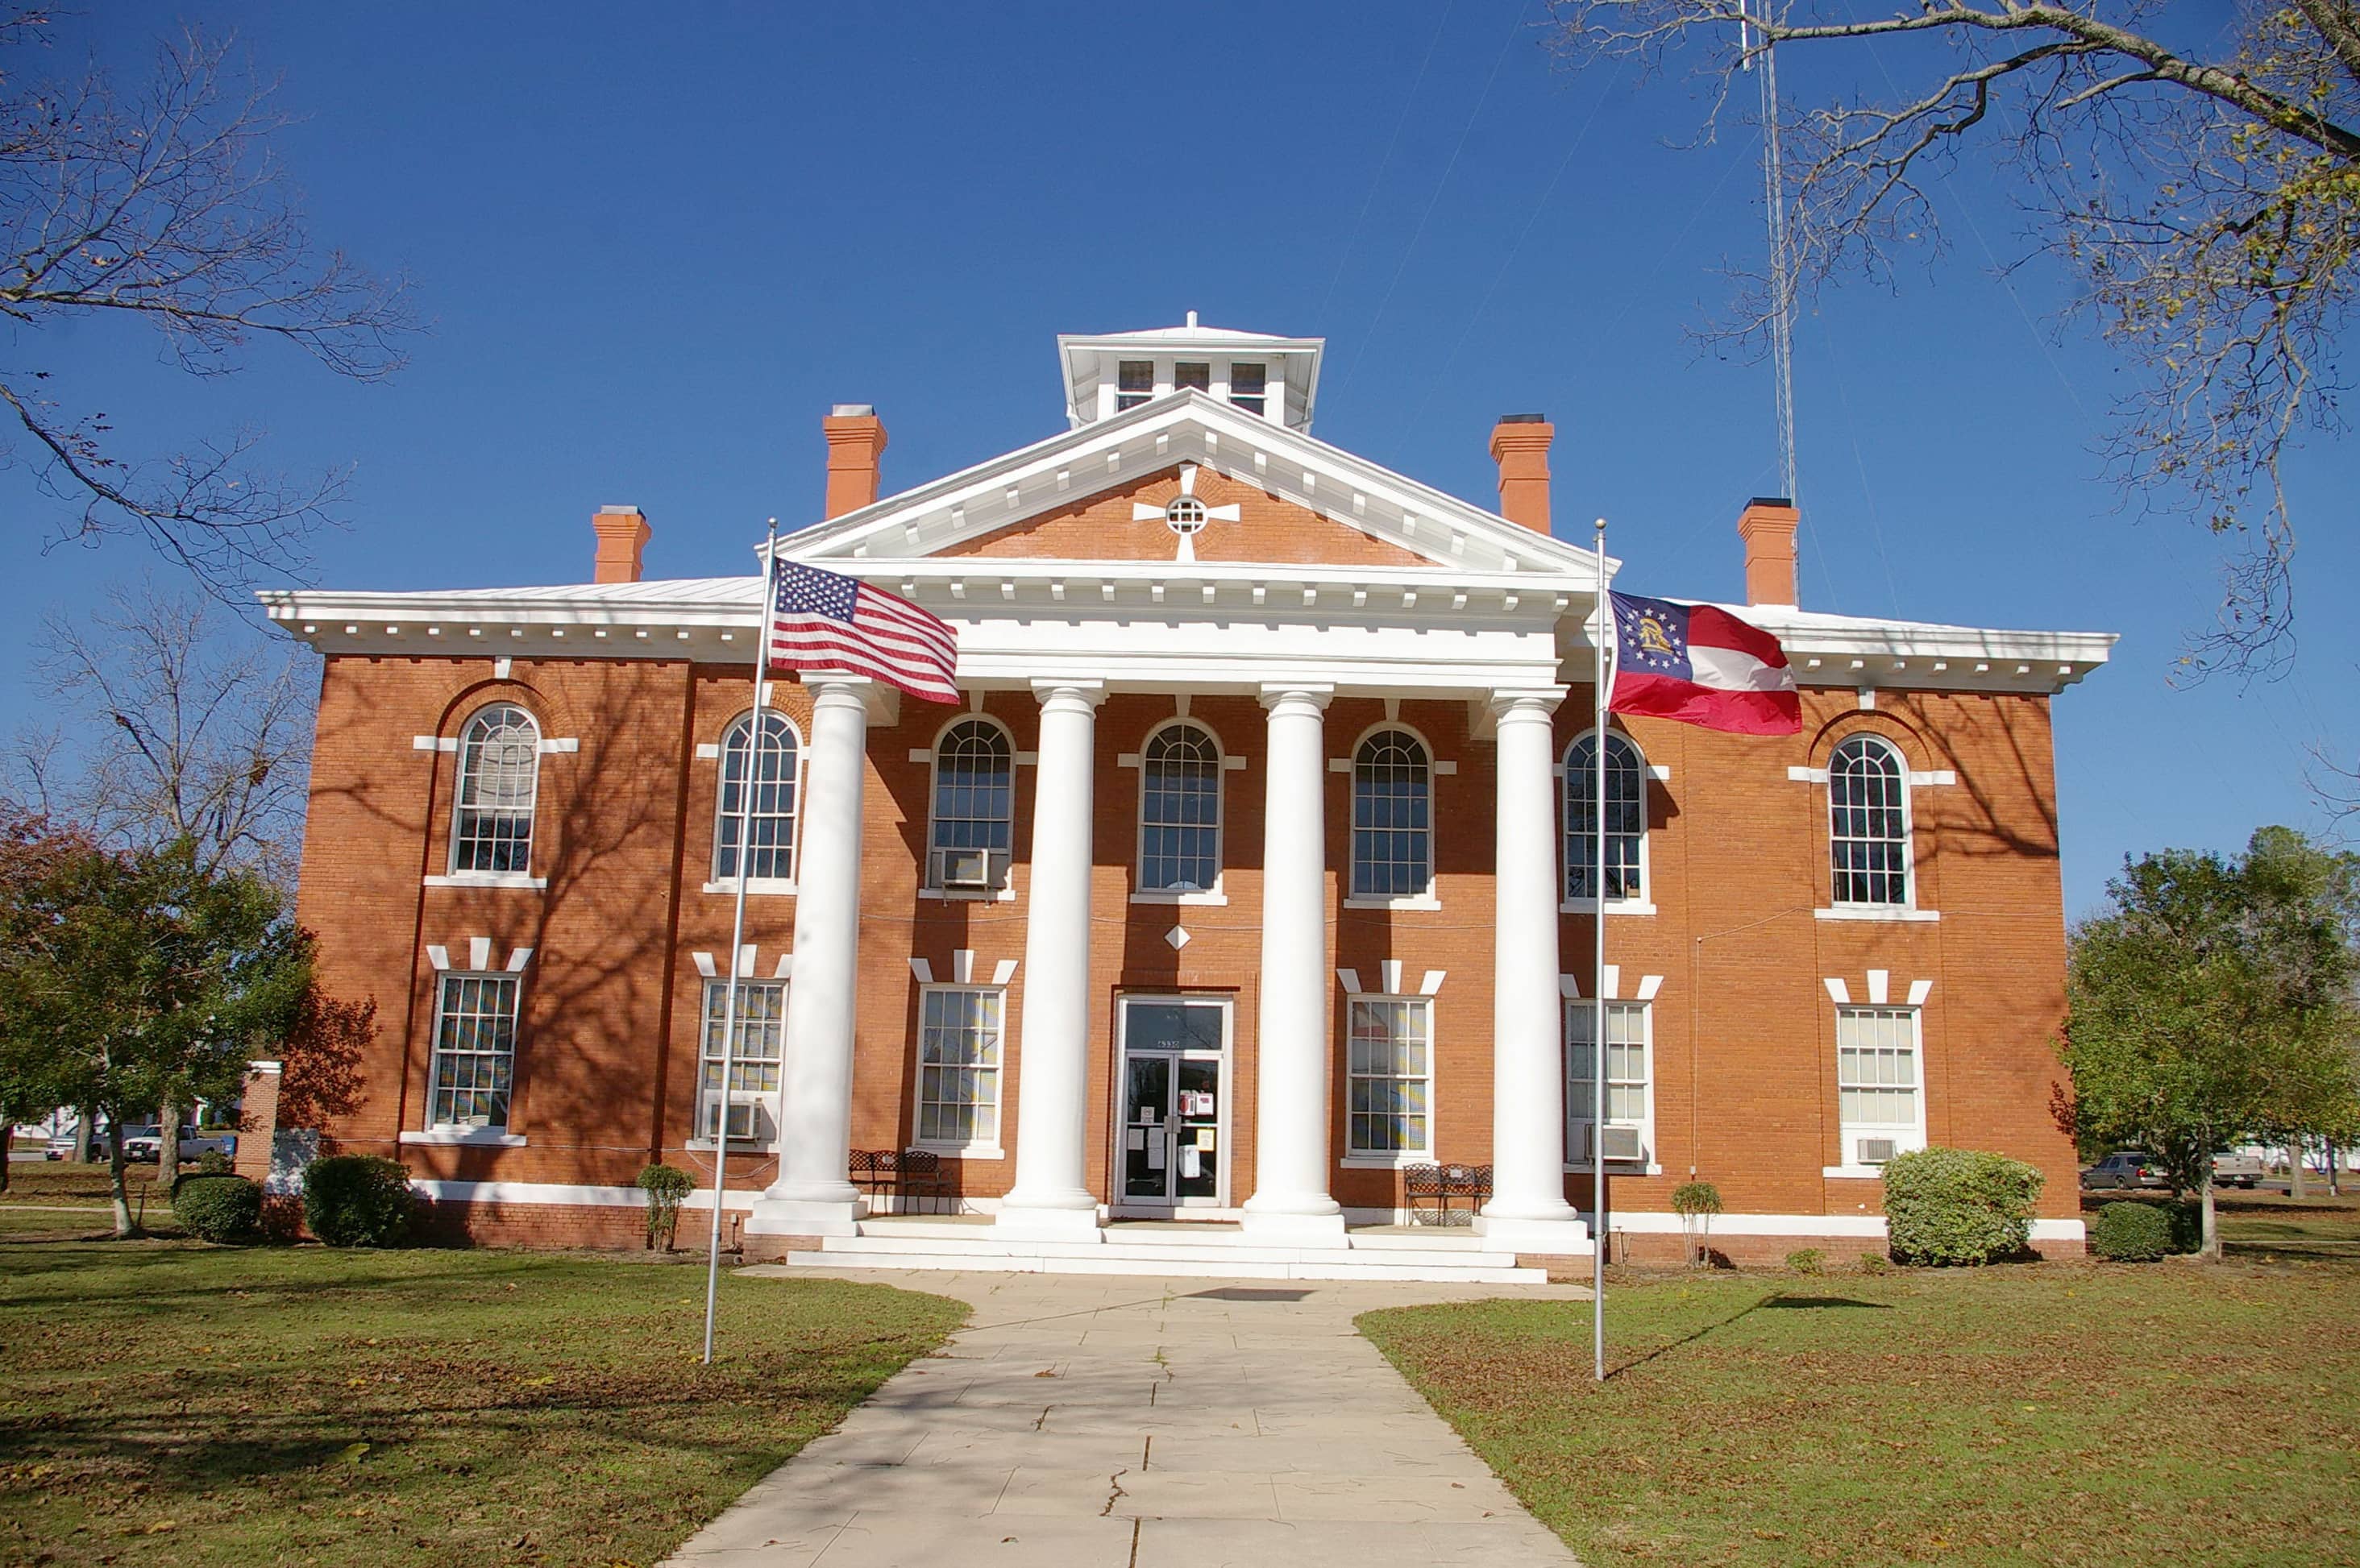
[1607, 591, 1801, 736]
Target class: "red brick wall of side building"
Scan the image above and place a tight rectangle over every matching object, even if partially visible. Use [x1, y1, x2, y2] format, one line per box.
[292, 638, 2079, 1246]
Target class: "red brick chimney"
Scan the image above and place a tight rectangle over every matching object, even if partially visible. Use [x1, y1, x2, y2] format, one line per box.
[592, 505, 650, 584]
[1736, 496, 1800, 607]
[823, 404, 889, 519]
[1489, 414, 1552, 534]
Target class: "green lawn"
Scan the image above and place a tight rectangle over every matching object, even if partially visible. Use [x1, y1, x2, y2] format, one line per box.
[0, 1238, 963, 1566]
[1362, 1260, 2360, 1566]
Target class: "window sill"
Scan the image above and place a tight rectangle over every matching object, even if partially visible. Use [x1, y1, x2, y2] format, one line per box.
[685, 1139, 780, 1154]
[1560, 899, 1658, 917]
[1343, 895, 1441, 912]
[423, 873, 547, 890]
[1814, 906, 1939, 923]
[1822, 1164, 1893, 1180]
[912, 1142, 1003, 1160]
[1130, 888, 1229, 906]
[1342, 1153, 1436, 1169]
[920, 886, 1016, 903]
[402, 1129, 527, 1147]
[700, 879, 798, 897]
[1564, 1161, 1664, 1176]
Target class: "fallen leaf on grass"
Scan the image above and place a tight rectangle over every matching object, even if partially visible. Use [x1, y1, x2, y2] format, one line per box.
[338, 1442, 371, 1464]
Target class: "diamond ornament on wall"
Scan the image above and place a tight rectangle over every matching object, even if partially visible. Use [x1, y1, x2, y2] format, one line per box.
[1132, 463, 1240, 562]
[1165, 925, 1190, 951]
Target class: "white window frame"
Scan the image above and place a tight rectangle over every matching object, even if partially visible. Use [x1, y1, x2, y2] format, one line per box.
[1830, 1004, 1929, 1176]
[1561, 728, 1652, 915]
[1227, 360, 1269, 417]
[1828, 732, 1914, 911]
[1564, 998, 1656, 1172]
[1135, 719, 1224, 902]
[1342, 993, 1435, 1165]
[707, 709, 804, 894]
[692, 977, 787, 1149]
[425, 970, 521, 1132]
[1346, 723, 1438, 909]
[449, 703, 541, 876]
[924, 715, 1017, 899]
[914, 984, 1005, 1155]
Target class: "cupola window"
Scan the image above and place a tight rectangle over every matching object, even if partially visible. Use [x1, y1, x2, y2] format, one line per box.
[1116, 359, 1154, 411]
[1229, 362, 1267, 416]
[1175, 360, 1211, 394]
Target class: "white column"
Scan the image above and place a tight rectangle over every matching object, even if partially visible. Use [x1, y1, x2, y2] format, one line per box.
[750, 678, 875, 1238]
[1241, 684, 1347, 1245]
[1478, 688, 1591, 1252]
[995, 680, 1107, 1241]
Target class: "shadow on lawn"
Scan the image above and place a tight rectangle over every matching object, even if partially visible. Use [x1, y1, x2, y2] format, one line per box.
[1610, 1289, 1893, 1379]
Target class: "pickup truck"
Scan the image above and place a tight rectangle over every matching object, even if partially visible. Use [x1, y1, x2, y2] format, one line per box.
[2212, 1151, 2265, 1188]
[118, 1126, 236, 1164]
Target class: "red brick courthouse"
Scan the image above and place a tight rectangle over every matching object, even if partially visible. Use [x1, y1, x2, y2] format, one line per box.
[259, 319, 2112, 1278]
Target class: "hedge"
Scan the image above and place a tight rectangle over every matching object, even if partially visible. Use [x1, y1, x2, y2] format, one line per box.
[1880, 1146, 2046, 1266]
[171, 1174, 262, 1243]
[301, 1155, 417, 1247]
[2090, 1201, 2175, 1262]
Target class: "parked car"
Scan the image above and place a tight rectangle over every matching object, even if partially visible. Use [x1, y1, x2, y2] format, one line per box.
[2083, 1151, 2165, 1189]
[118, 1126, 235, 1164]
[2212, 1151, 2264, 1188]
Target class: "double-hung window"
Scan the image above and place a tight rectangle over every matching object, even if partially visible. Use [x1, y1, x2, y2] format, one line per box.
[1351, 728, 1432, 900]
[698, 978, 784, 1143]
[713, 711, 800, 884]
[1564, 730, 1646, 905]
[1346, 996, 1432, 1159]
[929, 719, 1014, 892]
[1139, 722, 1221, 894]
[916, 986, 1003, 1150]
[427, 973, 521, 1130]
[451, 704, 540, 873]
[1174, 359, 1211, 395]
[1228, 362, 1267, 416]
[1115, 359, 1155, 411]
[1830, 735, 1910, 907]
[1836, 1005, 1922, 1166]
[1566, 999, 1650, 1164]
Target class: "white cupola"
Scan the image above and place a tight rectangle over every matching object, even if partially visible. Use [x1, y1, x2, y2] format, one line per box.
[1056, 312, 1324, 432]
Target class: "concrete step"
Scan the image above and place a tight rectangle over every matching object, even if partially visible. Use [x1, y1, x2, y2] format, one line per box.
[829, 1231, 1526, 1270]
[784, 1247, 1547, 1284]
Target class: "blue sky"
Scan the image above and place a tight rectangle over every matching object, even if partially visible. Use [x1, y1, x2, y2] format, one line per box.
[12, 2, 2354, 915]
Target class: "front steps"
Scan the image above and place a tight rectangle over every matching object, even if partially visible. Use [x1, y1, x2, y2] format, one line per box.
[784, 1218, 1554, 1284]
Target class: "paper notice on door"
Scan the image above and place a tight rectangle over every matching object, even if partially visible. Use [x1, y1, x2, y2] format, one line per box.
[1180, 1147, 1202, 1179]
[1182, 1090, 1215, 1118]
[1195, 1127, 1216, 1151]
[1147, 1136, 1165, 1172]
[1126, 1128, 1145, 1152]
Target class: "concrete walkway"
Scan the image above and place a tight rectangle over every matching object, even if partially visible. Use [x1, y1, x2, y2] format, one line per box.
[663, 1267, 1587, 1567]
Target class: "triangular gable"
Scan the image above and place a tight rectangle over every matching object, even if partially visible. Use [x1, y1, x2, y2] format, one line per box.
[780, 390, 1598, 579]
[938, 465, 1426, 567]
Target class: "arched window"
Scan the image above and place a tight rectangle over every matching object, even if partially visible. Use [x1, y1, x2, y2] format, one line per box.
[1564, 731, 1646, 903]
[713, 711, 801, 883]
[1830, 734, 1910, 906]
[1139, 722, 1222, 894]
[1351, 728, 1432, 899]
[929, 717, 1015, 891]
[451, 703, 540, 873]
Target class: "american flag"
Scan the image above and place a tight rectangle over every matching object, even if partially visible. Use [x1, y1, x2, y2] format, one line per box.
[767, 561, 960, 704]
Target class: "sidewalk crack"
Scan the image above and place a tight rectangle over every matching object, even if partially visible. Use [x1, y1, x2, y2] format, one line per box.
[1100, 1465, 1132, 1517]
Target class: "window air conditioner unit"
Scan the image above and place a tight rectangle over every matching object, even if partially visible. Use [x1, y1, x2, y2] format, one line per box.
[1858, 1137, 1898, 1166]
[706, 1101, 760, 1142]
[1600, 1125, 1644, 1163]
[935, 847, 1000, 890]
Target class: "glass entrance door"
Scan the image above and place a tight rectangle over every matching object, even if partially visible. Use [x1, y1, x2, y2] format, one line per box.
[1116, 998, 1228, 1209]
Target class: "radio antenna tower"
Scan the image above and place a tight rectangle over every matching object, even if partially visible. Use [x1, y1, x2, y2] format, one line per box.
[1743, 9, 1799, 504]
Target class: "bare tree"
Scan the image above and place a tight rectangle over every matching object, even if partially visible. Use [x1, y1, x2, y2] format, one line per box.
[0, 11, 411, 587]
[1546, 1, 2358, 679]
[9, 580, 314, 1184]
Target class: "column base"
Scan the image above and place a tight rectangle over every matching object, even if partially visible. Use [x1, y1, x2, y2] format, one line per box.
[993, 1202, 1106, 1242]
[1475, 1213, 1594, 1253]
[746, 1195, 864, 1238]
[1240, 1209, 1349, 1247]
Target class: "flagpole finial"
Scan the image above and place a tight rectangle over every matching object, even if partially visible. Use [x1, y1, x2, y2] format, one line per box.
[1594, 516, 1607, 534]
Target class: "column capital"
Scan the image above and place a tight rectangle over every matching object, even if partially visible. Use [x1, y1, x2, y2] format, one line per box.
[796, 672, 898, 724]
[1029, 679, 1107, 711]
[1488, 686, 1569, 721]
[1257, 682, 1335, 712]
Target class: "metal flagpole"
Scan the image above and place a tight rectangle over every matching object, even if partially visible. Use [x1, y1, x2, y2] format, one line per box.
[1592, 516, 1610, 1384]
[703, 518, 782, 1367]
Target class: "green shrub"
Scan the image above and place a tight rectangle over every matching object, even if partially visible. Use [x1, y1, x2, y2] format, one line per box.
[195, 1147, 234, 1176]
[2090, 1201, 2175, 1262]
[170, 1174, 261, 1242]
[1670, 1181, 1724, 1217]
[1785, 1247, 1824, 1275]
[1857, 1251, 1892, 1275]
[1880, 1146, 2046, 1267]
[301, 1155, 416, 1247]
[637, 1163, 696, 1251]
